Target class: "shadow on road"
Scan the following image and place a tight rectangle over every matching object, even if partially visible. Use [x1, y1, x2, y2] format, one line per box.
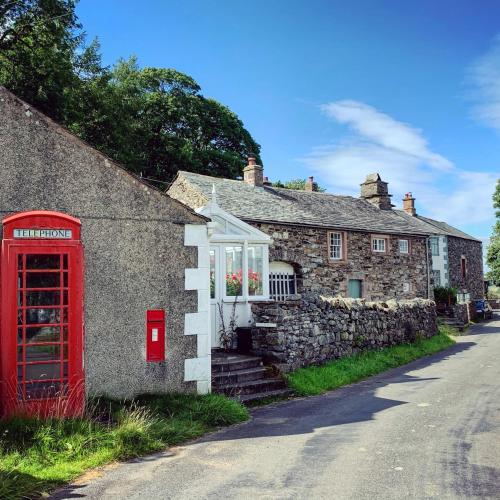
[201, 340, 476, 443]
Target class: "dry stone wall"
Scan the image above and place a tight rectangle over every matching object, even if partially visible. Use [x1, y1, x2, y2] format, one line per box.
[251, 295, 437, 371]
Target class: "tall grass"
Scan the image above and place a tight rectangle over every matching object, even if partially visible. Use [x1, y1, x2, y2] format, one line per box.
[286, 327, 457, 396]
[0, 393, 248, 500]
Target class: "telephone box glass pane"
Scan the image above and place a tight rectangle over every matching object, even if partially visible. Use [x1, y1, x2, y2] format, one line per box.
[26, 255, 60, 269]
[25, 363, 60, 381]
[25, 381, 62, 399]
[26, 326, 61, 343]
[26, 272, 60, 288]
[26, 344, 61, 362]
[26, 291, 60, 306]
[25, 308, 61, 325]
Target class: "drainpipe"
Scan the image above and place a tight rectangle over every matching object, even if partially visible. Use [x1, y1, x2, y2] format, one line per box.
[426, 236, 431, 299]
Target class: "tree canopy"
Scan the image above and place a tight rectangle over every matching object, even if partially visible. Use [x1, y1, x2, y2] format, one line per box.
[272, 178, 326, 192]
[0, 0, 261, 185]
[486, 179, 500, 285]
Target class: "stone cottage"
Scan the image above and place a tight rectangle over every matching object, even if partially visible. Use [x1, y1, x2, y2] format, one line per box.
[0, 87, 210, 417]
[398, 193, 484, 300]
[168, 158, 484, 347]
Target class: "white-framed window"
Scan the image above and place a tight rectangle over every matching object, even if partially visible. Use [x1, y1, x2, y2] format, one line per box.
[399, 239, 409, 254]
[217, 243, 269, 300]
[269, 262, 297, 301]
[247, 246, 264, 296]
[210, 249, 216, 299]
[328, 231, 344, 260]
[372, 237, 386, 253]
[432, 270, 441, 287]
[430, 237, 439, 256]
[225, 245, 243, 297]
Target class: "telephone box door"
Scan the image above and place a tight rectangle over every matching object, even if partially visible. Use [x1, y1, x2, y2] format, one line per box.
[1, 212, 84, 418]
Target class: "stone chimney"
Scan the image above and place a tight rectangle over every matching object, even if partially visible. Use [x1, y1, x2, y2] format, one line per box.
[243, 157, 264, 187]
[360, 173, 394, 210]
[305, 176, 315, 192]
[402, 192, 416, 216]
[263, 176, 272, 186]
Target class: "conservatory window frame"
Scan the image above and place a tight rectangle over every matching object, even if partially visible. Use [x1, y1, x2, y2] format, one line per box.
[221, 241, 269, 302]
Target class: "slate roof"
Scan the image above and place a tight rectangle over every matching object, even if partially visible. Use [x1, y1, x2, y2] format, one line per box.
[174, 171, 479, 241]
[395, 212, 479, 241]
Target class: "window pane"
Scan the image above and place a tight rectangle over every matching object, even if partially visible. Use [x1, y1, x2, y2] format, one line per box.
[225, 246, 243, 296]
[430, 238, 439, 256]
[25, 308, 61, 325]
[25, 381, 64, 399]
[329, 233, 342, 259]
[209, 250, 216, 299]
[26, 255, 60, 270]
[26, 272, 60, 289]
[25, 362, 60, 381]
[399, 240, 409, 253]
[26, 291, 60, 306]
[373, 238, 386, 252]
[26, 326, 61, 343]
[25, 344, 61, 362]
[248, 246, 264, 296]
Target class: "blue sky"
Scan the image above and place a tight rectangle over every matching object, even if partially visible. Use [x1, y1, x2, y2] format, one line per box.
[77, 0, 499, 243]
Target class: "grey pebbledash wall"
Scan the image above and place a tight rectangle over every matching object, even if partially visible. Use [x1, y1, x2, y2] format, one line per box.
[251, 295, 437, 371]
[0, 87, 206, 398]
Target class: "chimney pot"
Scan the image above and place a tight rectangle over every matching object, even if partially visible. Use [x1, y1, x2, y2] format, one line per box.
[243, 156, 264, 187]
[305, 176, 315, 192]
[402, 192, 416, 216]
[360, 173, 394, 210]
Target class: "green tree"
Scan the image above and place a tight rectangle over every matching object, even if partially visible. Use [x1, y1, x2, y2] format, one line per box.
[72, 58, 261, 184]
[273, 178, 326, 192]
[0, 2, 261, 183]
[0, 0, 83, 121]
[486, 179, 500, 285]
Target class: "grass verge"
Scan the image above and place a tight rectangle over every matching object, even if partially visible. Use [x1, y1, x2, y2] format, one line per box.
[286, 326, 457, 396]
[0, 393, 249, 500]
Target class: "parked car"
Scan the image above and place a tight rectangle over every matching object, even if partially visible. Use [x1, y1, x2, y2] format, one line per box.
[474, 299, 493, 320]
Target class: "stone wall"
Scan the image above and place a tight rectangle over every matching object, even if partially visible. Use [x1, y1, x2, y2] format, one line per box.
[447, 236, 484, 299]
[252, 222, 430, 300]
[251, 295, 437, 371]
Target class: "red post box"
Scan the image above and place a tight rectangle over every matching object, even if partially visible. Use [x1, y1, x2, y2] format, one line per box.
[146, 309, 165, 362]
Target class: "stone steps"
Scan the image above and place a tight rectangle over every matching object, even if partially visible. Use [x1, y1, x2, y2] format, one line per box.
[213, 366, 268, 385]
[211, 351, 291, 404]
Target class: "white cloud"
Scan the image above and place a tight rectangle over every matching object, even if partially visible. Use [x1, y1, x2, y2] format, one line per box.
[321, 101, 453, 171]
[468, 35, 500, 131]
[301, 100, 496, 228]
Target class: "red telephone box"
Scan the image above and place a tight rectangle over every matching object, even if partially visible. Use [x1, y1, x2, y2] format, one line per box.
[0, 211, 84, 418]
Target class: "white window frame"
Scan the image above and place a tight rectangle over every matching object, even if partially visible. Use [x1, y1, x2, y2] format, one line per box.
[372, 237, 387, 253]
[432, 270, 441, 287]
[402, 282, 411, 293]
[430, 237, 439, 256]
[399, 239, 409, 254]
[219, 241, 269, 302]
[328, 231, 344, 261]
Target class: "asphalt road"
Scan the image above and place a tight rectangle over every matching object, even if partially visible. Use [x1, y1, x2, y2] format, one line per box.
[53, 316, 500, 500]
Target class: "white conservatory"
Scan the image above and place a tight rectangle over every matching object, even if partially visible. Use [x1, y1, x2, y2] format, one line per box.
[197, 188, 272, 349]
